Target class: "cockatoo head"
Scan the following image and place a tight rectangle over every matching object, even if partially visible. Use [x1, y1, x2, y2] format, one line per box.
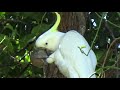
[35, 12, 64, 51]
[35, 31, 61, 51]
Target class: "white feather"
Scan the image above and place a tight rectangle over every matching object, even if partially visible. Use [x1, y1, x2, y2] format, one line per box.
[56, 30, 97, 78]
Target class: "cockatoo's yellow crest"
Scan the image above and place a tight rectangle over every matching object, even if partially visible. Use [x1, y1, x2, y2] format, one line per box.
[49, 12, 61, 32]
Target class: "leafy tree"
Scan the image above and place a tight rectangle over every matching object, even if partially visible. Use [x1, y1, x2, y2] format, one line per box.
[0, 12, 120, 78]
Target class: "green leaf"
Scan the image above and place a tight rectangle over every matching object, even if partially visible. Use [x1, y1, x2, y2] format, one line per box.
[0, 34, 6, 44]
[0, 34, 14, 53]
[31, 24, 52, 36]
[0, 12, 5, 19]
[19, 34, 35, 50]
[0, 12, 5, 15]
[4, 23, 14, 31]
[95, 49, 106, 61]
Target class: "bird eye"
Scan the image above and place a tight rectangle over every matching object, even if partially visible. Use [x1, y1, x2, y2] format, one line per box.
[45, 42, 48, 45]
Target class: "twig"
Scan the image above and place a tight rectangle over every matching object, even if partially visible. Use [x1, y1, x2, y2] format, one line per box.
[98, 37, 120, 77]
[105, 22, 115, 39]
[40, 12, 47, 26]
[105, 22, 119, 78]
[17, 63, 31, 78]
[87, 12, 105, 56]
[17, 37, 36, 53]
[102, 37, 120, 68]
[108, 21, 120, 29]
[78, 46, 87, 56]
[95, 12, 120, 29]
[89, 72, 96, 78]
[0, 18, 26, 25]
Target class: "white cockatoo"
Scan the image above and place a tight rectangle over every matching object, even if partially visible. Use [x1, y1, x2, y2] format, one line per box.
[35, 12, 97, 78]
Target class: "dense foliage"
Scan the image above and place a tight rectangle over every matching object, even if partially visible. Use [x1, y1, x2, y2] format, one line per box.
[0, 12, 55, 78]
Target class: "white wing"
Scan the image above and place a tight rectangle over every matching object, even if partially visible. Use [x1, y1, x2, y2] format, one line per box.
[59, 30, 97, 78]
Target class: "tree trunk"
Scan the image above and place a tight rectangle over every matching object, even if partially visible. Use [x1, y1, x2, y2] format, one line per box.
[44, 12, 87, 78]
[59, 12, 87, 35]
